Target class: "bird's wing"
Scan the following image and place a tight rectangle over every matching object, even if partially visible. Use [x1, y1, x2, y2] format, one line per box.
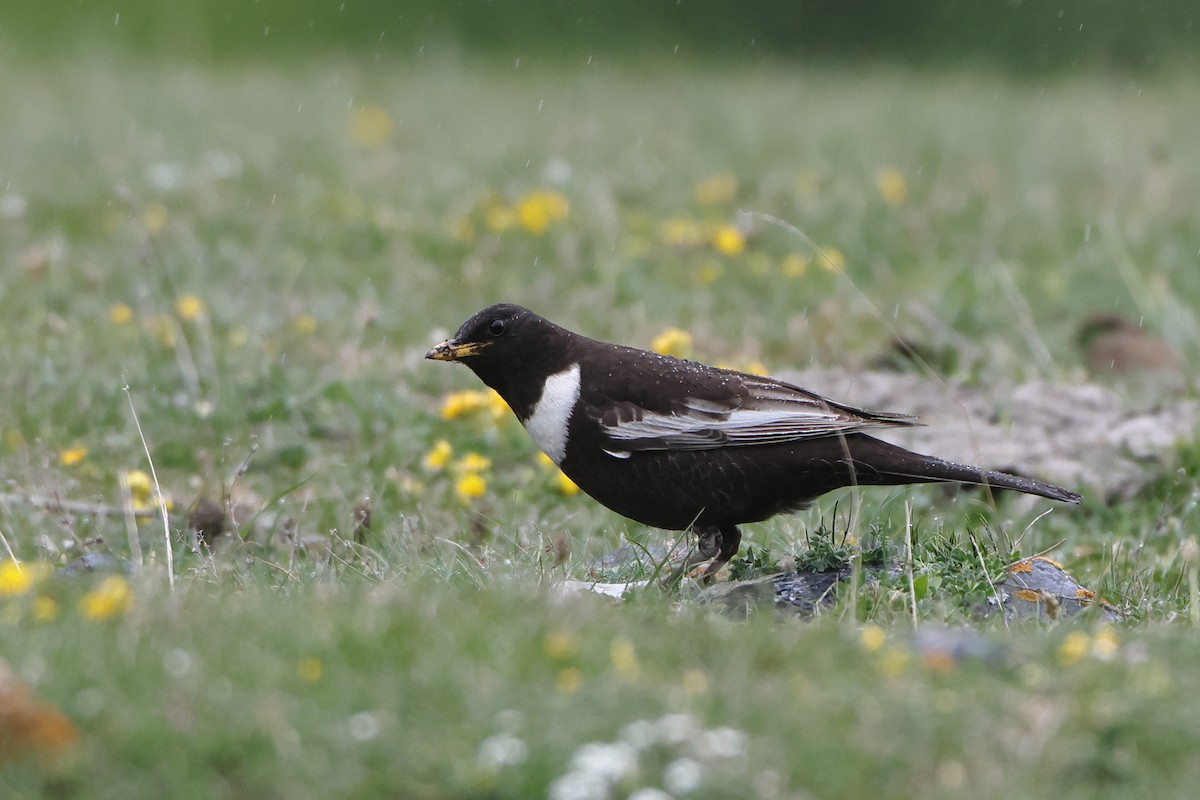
[589, 373, 917, 455]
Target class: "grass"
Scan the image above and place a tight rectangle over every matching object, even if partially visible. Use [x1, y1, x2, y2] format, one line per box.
[1, 45, 1199, 797]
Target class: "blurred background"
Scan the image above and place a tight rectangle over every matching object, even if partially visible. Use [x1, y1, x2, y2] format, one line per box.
[4, 0, 1197, 71]
[0, 0, 1195, 71]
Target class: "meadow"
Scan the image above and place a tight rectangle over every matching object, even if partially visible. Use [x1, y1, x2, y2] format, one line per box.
[1, 47, 1199, 798]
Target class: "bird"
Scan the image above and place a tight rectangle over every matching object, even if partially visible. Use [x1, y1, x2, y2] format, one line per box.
[427, 303, 1083, 582]
[1078, 312, 1180, 376]
[1077, 312, 1186, 401]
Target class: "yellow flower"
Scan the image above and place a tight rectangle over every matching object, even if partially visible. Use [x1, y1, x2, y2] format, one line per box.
[556, 667, 583, 694]
[422, 439, 453, 471]
[742, 360, 769, 377]
[455, 452, 492, 473]
[455, 472, 487, 503]
[534, 451, 579, 494]
[484, 202, 515, 234]
[4, 429, 23, 450]
[291, 314, 317, 335]
[109, 303, 134, 325]
[651, 327, 693, 359]
[659, 216, 704, 247]
[485, 389, 509, 421]
[879, 647, 910, 678]
[441, 390, 487, 420]
[136, 493, 173, 515]
[348, 104, 395, 149]
[858, 624, 886, 653]
[175, 295, 206, 322]
[516, 190, 569, 235]
[875, 168, 908, 207]
[819, 247, 846, 272]
[120, 469, 171, 516]
[441, 388, 509, 425]
[142, 203, 169, 235]
[543, 629, 579, 660]
[1091, 627, 1120, 661]
[122, 469, 153, 502]
[555, 471, 580, 496]
[779, 253, 808, 278]
[34, 596, 58, 622]
[80, 576, 133, 620]
[297, 657, 323, 684]
[0, 561, 50, 597]
[59, 445, 88, 467]
[694, 172, 738, 205]
[1058, 631, 1091, 666]
[711, 224, 746, 256]
[610, 637, 639, 683]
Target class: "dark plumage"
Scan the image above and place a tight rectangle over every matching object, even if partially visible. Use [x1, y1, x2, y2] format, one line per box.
[428, 304, 1082, 580]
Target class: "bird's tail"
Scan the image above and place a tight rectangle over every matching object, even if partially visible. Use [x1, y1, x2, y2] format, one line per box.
[846, 436, 1083, 504]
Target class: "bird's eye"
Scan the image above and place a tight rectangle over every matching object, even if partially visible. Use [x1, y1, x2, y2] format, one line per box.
[488, 319, 506, 337]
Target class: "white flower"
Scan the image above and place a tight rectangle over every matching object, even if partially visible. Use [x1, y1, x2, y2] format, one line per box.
[570, 741, 638, 782]
[347, 711, 381, 742]
[0, 193, 26, 219]
[752, 769, 783, 799]
[200, 149, 243, 181]
[547, 770, 610, 800]
[628, 788, 674, 800]
[654, 713, 699, 746]
[145, 161, 186, 192]
[663, 758, 703, 796]
[477, 733, 528, 768]
[162, 648, 194, 678]
[543, 156, 572, 185]
[696, 726, 749, 760]
[619, 719, 658, 750]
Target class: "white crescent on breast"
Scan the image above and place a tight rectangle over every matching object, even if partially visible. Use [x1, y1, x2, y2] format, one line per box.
[523, 363, 581, 465]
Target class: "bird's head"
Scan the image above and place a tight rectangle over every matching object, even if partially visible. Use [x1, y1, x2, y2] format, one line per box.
[426, 303, 572, 402]
[425, 303, 539, 363]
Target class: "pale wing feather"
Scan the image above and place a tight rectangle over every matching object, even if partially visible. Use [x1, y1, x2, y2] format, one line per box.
[601, 391, 912, 453]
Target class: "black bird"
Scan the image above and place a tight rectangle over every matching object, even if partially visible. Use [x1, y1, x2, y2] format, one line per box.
[427, 304, 1082, 580]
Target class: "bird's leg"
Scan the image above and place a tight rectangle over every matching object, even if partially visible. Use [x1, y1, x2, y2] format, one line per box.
[664, 525, 742, 587]
[699, 525, 743, 583]
[662, 526, 722, 587]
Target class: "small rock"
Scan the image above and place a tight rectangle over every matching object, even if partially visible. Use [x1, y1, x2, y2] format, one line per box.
[698, 571, 846, 617]
[58, 552, 121, 577]
[988, 556, 1120, 622]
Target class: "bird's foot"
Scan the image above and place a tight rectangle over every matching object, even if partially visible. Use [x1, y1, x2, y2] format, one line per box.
[661, 526, 741, 588]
